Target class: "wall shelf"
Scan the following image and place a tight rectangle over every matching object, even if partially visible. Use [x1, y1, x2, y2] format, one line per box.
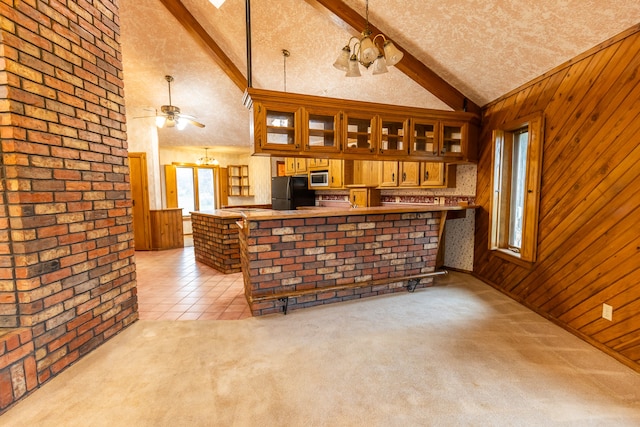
[228, 164, 252, 197]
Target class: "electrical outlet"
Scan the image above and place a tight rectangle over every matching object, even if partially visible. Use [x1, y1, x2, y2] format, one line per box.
[602, 303, 613, 321]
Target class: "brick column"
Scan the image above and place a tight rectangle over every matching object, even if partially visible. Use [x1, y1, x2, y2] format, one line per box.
[0, 0, 136, 413]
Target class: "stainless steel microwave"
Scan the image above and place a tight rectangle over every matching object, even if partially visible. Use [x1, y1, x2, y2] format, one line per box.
[309, 170, 329, 187]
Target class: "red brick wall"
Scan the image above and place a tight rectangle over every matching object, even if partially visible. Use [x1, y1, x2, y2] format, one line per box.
[0, 0, 136, 413]
[240, 212, 441, 315]
[191, 213, 242, 274]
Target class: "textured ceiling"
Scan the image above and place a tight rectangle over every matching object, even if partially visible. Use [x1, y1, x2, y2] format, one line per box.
[119, 0, 640, 148]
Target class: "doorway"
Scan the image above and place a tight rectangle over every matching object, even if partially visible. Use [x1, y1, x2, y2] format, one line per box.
[128, 152, 152, 250]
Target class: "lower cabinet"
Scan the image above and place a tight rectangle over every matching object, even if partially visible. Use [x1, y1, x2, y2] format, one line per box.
[349, 187, 380, 207]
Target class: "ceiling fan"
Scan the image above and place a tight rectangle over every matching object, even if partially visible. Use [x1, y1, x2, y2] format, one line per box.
[152, 75, 205, 130]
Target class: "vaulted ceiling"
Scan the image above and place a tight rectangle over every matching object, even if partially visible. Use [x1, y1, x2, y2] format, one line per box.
[119, 0, 640, 149]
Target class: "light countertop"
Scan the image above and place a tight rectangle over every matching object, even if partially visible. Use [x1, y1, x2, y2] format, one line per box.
[191, 204, 477, 221]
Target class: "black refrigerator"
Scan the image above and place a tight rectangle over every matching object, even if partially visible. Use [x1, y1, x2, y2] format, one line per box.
[271, 176, 316, 210]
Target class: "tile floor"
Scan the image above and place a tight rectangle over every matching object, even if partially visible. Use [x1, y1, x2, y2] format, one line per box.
[134, 244, 251, 321]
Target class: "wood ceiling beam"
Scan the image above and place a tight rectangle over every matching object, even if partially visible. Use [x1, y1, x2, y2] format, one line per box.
[313, 0, 481, 115]
[157, 0, 247, 92]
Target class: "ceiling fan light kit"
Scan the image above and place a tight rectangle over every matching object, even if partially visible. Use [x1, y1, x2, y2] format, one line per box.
[155, 75, 205, 130]
[333, 0, 403, 77]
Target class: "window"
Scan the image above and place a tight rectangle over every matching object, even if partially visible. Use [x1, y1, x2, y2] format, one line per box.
[489, 112, 544, 263]
[165, 164, 217, 213]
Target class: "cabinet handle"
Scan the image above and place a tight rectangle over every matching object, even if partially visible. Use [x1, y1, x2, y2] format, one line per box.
[392, 173, 395, 181]
[424, 171, 429, 180]
[353, 195, 356, 202]
[331, 176, 334, 183]
[402, 172, 406, 181]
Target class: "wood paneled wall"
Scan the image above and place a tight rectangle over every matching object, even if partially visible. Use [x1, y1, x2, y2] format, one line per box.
[474, 25, 640, 372]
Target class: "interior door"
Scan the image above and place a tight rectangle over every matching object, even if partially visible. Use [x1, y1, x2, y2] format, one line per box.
[128, 152, 152, 250]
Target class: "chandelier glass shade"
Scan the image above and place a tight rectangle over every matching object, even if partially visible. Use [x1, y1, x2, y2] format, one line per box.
[332, 0, 403, 77]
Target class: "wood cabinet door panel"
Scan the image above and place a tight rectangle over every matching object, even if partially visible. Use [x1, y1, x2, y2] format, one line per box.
[400, 162, 420, 187]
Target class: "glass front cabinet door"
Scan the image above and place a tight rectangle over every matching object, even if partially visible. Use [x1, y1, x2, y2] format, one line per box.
[254, 103, 300, 151]
[303, 108, 341, 153]
[440, 121, 468, 159]
[378, 115, 409, 157]
[343, 113, 377, 155]
[410, 119, 439, 158]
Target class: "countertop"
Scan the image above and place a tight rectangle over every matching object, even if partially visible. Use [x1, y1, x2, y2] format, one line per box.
[191, 204, 477, 221]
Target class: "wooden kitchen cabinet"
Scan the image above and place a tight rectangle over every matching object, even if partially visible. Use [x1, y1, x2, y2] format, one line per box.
[303, 108, 341, 153]
[379, 161, 455, 188]
[285, 157, 307, 175]
[252, 101, 300, 152]
[245, 88, 478, 162]
[411, 119, 438, 157]
[308, 158, 329, 169]
[410, 118, 475, 162]
[378, 114, 409, 157]
[349, 186, 380, 208]
[439, 121, 468, 160]
[353, 160, 380, 187]
[379, 161, 399, 187]
[399, 162, 421, 187]
[344, 113, 377, 156]
[329, 159, 353, 188]
[421, 163, 456, 188]
[421, 162, 444, 186]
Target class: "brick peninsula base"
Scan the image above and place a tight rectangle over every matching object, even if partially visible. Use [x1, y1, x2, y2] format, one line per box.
[237, 206, 473, 316]
[191, 211, 243, 274]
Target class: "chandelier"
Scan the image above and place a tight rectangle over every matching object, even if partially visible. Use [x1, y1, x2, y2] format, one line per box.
[332, 0, 404, 77]
[197, 148, 219, 166]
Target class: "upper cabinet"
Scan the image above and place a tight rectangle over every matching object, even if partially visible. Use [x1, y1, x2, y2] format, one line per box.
[245, 88, 478, 163]
[378, 115, 409, 157]
[285, 157, 308, 175]
[411, 119, 438, 157]
[440, 121, 468, 160]
[344, 113, 377, 155]
[303, 108, 341, 153]
[253, 102, 300, 151]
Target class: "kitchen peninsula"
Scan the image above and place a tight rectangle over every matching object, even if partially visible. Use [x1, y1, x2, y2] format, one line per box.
[192, 204, 475, 316]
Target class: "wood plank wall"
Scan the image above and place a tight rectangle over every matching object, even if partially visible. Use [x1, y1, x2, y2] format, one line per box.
[474, 25, 640, 372]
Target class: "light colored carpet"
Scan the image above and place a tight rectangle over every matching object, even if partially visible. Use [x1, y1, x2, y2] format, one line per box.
[2, 272, 640, 426]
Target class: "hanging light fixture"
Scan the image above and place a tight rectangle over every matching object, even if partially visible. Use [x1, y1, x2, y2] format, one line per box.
[197, 147, 219, 166]
[332, 0, 404, 77]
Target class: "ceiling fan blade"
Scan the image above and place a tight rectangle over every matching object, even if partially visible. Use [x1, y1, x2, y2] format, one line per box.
[177, 113, 205, 128]
[183, 118, 205, 128]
